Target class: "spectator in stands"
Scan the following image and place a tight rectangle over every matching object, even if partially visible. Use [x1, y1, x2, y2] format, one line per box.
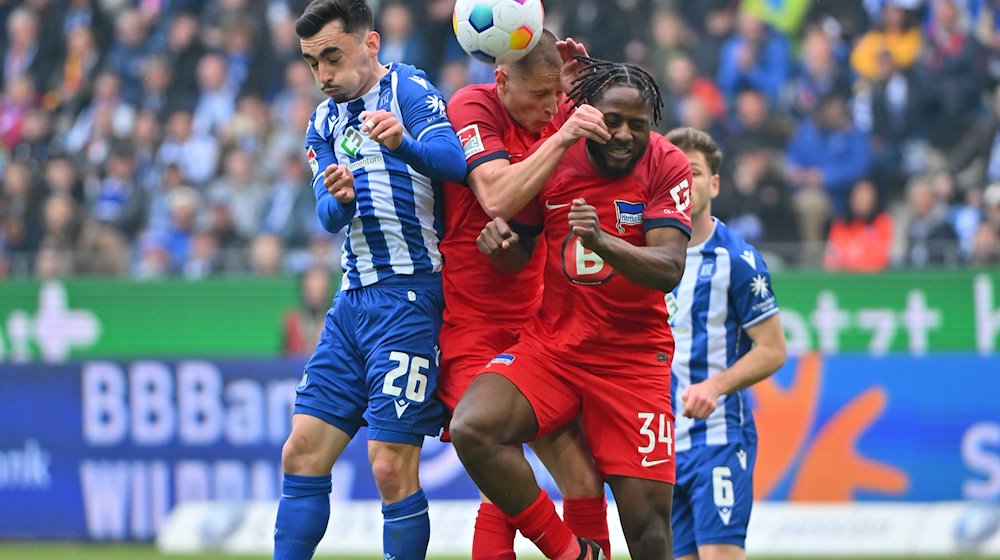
[155, 108, 220, 187]
[42, 155, 85, 205]
[920, 0, 988, 151]
[0, 161, 42, 259]
[282, 265, 331, 356]
[851, 0, 923, 80]
[161, 11, 203, 103]
[63, 0, 112, 53]
[49, 26, 102, 119]
[104, 9, 152, 105]
[715, 146, 799, 253]
[855, 48, 921, 199]
[159, 185, 200, 272]
[824, 178, 894, 271]
[206, 148, 267, 240]
[133, 231, 171, 280]
[688, 0, 739, 80]
[182, 227, 223, 279]
[38, 194, 78, 257]
[1, 8, 53, 90]
[63, 71, 136, 157]
[192, 52, 237, 137]
[895, 175, 961, 267]
[92, 144, 147, 240]
[647, 9, 695, 83]
[785, 24, 853, 118]
[75, 218, 130, 276]
[12, 108, 53, 163]
[249, 232, 284, 276]
[661, 53, 726, 130]
[946, 83, 1000, 191]
[725, 85, 790, 161]
[742, 0, 811, 38]
[0, 74, 36, 152]
[785, 90, 871, 261]
[138, 57, 174, 120]
[717, 12, 792, 106]
[378, 2, 429, 74]
[261, 152, 316, 248]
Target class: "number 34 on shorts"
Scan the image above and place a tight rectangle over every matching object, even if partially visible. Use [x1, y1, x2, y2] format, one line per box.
[637, 412, 674, 466]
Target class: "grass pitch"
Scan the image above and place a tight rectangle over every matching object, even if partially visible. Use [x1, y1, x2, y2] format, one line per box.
[0, 544, 997, 560]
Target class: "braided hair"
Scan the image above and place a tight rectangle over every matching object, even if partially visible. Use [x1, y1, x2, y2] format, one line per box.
[567, 56, 663, 125]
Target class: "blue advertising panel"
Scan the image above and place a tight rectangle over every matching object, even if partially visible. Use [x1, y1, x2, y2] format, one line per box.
[1, 355, 998, 540]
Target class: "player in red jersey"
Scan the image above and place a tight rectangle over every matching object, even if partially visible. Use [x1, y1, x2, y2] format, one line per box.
[439, 31, 616, 559]
[451, 57, 693, 560]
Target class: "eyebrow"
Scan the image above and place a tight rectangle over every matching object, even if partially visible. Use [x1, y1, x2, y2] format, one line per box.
[303, 45, 342, 60]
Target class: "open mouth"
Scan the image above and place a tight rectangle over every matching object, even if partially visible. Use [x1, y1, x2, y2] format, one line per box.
[606, 145, 633, 161]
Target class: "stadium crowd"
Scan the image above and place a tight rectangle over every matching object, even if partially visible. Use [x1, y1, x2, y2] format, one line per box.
[2, 0, 1000, 279]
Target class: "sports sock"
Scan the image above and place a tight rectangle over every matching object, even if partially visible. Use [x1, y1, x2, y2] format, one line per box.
[382, 488, 431, 560]
[563, 496, 610, 558]
[273, 473, 332, 560]
[508, 490, 579, 560]
[472, 501, 517, 559]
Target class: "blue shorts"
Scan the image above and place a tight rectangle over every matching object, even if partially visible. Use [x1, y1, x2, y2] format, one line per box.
[672, 440, 757, 557]
[294, 273, 445, 446]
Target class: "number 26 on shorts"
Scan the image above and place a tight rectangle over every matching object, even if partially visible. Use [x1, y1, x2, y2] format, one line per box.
[637, 412, 674, 455]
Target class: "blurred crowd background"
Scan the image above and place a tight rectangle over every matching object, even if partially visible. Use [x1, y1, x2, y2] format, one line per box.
[2, 0, 1000, 281]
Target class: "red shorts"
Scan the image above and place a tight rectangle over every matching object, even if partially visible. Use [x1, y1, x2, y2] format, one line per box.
[437, 321, 520, 413]
[483, 339, 676, 484]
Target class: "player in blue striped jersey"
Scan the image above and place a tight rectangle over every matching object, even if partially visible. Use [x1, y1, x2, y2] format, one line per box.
[663, 128, 787, 560]
[273, 2, 466, 560]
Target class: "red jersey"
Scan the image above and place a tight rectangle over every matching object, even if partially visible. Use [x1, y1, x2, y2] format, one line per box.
[518, 133, 693, 369]
[440, 84, 565, 327]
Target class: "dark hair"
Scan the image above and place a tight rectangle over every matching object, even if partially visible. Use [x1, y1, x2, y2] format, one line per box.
[567, 56, 663, 125]
[505, 29, 561, 74]
[665, 126, 723, 174]
[295, 0, 373, 39]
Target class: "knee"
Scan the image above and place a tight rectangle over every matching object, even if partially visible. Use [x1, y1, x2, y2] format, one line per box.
[449, 405, 502, 457]
[623, 518, 671, 560]
[281, 432, 330, 475]
[369, 444, 419, 502]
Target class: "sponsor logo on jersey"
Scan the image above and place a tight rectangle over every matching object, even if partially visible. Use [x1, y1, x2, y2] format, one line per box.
[296, 372, 309, 391]
[718, 506, 732, 525]
[737, 448, 748, 470]
[490, 353, 515, 366]
[740, 249, 757, 269]
[614, 200, 644, 233]
[750, 274, 770, 298]
[305, 146, 319, 176]
[545, 200, 570, 210]
[458, 124, 485, 159]
[393, 398, 410, 418]
[341, 127, 364, 157]
[641, 456, 670, 467]
[347, 154, 384, 173]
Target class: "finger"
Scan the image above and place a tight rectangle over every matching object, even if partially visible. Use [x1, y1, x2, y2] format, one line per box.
[494, 218, 513, 239]
[376, 123, 402, 143]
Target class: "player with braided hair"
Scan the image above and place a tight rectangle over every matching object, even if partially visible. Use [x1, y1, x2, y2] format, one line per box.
[451, 56, 693, 560]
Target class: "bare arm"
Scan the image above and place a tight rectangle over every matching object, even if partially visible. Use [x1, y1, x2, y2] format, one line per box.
[469, 106, 610, 219]
[569, 198, 688, 292]
[681, 313, 787, 419]
[476, 216, 538, 274]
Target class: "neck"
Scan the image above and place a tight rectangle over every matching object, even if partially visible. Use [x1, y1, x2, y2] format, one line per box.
[689, 210, 714, 246]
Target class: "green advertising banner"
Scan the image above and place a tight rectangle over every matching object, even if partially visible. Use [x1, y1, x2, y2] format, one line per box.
[0, 277, 302, 362]
[775, 269, 999, 355]
[0, 269, 997, 362]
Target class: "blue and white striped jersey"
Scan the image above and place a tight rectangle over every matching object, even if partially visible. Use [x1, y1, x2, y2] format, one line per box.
[667, 218, 779, 452]
[305, 62, 465, 290]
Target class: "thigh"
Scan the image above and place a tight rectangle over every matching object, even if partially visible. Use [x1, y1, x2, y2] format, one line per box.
[438, 322, 518, 414]
[689, 442, 756, 549]
[295, 294, 367, 438]
[480, 342, 582, 441]
[360, 280, 446, 445]
[577, 364, 675, 483]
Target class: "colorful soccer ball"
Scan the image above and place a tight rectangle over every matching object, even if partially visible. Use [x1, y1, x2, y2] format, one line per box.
[453, 0, 545, 65]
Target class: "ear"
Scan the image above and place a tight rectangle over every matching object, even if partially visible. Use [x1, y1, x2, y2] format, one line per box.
[495, 67, 508, 90]
[365, 30, 380, 56]
[710, 173, 721, 200]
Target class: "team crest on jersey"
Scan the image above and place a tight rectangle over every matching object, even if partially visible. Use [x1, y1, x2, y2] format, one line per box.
[341, 127, 364, 157]
[458, 124, 485, 159]
[614, 200, 645, 233]
[750, 274, 770, 298]
[305, 146, 319, 175]
[490, 353, 515, 366]
[378, 88, 393, 111]
[699, 260, 716, 279]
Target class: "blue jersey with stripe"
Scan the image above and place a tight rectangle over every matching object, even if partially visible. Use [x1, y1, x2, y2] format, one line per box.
[305, 62, 463, 290]
[667, 219, 779, 451]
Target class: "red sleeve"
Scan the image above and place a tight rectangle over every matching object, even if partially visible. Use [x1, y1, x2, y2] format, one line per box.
[447, 86, 511, 173]
[643, 136, 693, 238]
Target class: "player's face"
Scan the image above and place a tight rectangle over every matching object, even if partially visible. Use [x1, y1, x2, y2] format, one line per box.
[587, 86, 652, 177]
[684, 149, 720, 219]
[300, 20, 381, 103]
[496, 65, 564, 133]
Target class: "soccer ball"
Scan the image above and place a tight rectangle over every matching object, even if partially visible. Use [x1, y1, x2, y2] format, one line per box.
[453, 0, 545, 65]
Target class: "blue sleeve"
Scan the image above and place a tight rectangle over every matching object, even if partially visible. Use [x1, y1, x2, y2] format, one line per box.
[729, 243, 779, 330]
[392, 70, 467, 183]
[305, 110, 356, 233]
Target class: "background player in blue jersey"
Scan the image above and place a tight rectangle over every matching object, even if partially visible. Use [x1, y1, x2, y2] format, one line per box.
[663, 127, 787, 560]
[273, 2, 466, 560]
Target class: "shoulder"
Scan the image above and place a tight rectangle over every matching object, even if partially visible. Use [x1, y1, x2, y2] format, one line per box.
[714, 221, 767, 275]
[307, 99, 337, 140]
[389, 62, 440, 99]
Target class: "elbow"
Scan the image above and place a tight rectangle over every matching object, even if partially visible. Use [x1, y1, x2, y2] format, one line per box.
[657, 259, 686, 293]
